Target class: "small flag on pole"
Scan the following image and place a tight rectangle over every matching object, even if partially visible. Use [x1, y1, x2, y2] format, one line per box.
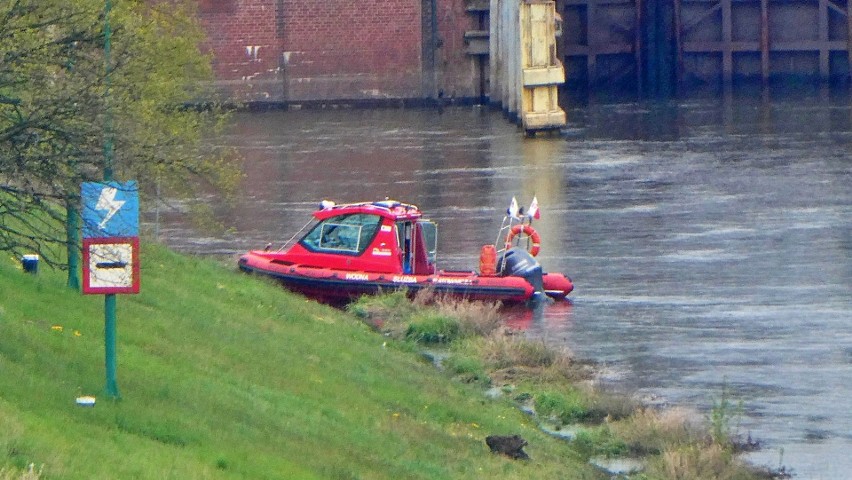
[528, 196, 540, 220]
[507, 197, 520, 218]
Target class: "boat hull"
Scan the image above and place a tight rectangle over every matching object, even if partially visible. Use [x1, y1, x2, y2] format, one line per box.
[238, 251, 572, 304]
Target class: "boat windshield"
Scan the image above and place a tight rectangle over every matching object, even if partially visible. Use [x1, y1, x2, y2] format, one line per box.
[418, 220, 438, 265]
[300, 213, 381, 255]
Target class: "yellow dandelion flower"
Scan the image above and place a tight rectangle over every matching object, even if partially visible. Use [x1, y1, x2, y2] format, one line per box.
[51, 325, 63, 332]
[73, 330, 82, 337]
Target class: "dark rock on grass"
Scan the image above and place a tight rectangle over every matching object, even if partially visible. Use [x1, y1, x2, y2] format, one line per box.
[485, 434, 530, 460]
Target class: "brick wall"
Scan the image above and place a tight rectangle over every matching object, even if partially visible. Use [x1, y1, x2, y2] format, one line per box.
[198, 0, 284, 102]
[281, 0, 423, 101]
[197, 0, 481, 103]
[434, 0, 480, 100]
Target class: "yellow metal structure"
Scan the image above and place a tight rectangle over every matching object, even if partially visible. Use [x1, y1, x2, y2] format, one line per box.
[490, 0, 566, 134]
[520, 1, 565, 132]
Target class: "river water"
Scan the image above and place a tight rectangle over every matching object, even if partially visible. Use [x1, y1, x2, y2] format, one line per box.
[156, 88, 851, 479]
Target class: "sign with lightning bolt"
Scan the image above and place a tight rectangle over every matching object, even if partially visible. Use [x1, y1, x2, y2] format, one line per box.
[81, 181, 140, 295]
[82, 181, 139, 238]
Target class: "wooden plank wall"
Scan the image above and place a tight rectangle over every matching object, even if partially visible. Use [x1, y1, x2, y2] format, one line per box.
[491, 0, 567, 132]
[560, 0, 852, 91]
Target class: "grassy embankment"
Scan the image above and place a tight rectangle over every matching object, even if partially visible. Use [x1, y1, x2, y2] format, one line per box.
[0, 238, 780, 479]
[1, 243, 608, 479]
[347, 292, 780, 480]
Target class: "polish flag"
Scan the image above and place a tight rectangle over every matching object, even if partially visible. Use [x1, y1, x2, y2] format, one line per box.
[528, 196, 540, 220]
[507, 197, 520, 218]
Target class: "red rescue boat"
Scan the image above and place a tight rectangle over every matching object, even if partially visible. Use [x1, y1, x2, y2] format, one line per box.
[237, 200, 573, 304]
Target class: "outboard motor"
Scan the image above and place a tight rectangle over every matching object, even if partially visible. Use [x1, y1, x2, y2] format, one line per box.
[497, 247, 545, 297]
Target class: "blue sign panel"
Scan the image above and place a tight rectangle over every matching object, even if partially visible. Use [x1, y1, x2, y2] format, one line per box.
[81, 181, 139, 238]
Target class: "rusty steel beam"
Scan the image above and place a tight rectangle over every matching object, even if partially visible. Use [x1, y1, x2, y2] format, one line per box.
[588, 0, 597, 85]
[563, 44, 634, 55]
[635, 0, 643, 95]
[682, 40, 848, 52]
[761, 0, 769, 84]
[681, 2, 721, 34]
[562, 0, 631, 4]
[674, 0, 683, 93]
[827, 0, 847, 15]
[848, 0, 852, 80]
[561, 0, 851, 93]
[560, 0, 639, 87]
[722, 0, 732, 85]
[819, 0, 830, 78]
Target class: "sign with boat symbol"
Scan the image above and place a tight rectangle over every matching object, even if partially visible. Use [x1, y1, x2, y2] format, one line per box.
[82, 237, 140, 294]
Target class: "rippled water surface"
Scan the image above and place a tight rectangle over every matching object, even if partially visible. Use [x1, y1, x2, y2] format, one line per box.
[159, 90, 851, 479]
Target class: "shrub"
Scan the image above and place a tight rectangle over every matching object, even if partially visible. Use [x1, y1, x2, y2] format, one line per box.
[405, 312, 460, 344]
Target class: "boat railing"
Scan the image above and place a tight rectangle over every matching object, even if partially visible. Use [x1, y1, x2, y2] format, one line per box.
[276, 218, 315, 251]
[493, 214, 525, 275]
[494, 214, 540, 275]
[494, 216, 514, 253]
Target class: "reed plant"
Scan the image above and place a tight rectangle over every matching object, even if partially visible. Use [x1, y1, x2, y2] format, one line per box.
[468, 334, 594, 384]
[647, 443, 763, 480]
[424, 292, 503, 337]
[709, 385, 746, 448]
[610, 407, 703, 455]
[0, 464, 42, 480]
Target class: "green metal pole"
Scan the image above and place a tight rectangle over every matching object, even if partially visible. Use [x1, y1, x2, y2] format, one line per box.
[104, 294, 119, 398]
[103, 0, 119, 399]
[66, 200, 80, 291]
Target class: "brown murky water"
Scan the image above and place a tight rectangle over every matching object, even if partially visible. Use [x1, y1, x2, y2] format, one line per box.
[156, 88, 851, 479]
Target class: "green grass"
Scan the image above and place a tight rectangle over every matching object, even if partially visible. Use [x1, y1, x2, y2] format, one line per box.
[405, 312, 460, 344]
[0, 244, 606, 479]
[534, 388, 598, 425]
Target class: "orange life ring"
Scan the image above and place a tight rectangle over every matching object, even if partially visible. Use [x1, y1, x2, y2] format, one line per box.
[505, 224, 541, 257]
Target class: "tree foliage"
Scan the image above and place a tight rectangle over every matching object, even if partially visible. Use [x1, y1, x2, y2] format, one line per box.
[0, 0, 238, 268]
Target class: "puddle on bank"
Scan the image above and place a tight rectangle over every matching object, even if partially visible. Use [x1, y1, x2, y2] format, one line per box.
[590, 456, 645, 475]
